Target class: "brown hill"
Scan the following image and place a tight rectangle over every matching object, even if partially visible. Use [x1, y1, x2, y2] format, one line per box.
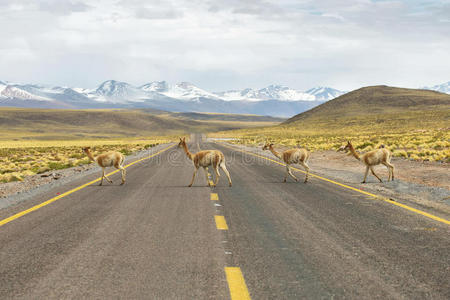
[0, 108, 281, 141]
[284, 86, 450, 125]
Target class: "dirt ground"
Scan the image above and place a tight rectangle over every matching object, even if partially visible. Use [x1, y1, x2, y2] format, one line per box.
[313, 150, 449, 190]
[226, 142, 450, 216]
[0, 145, 168, 208]
[0, 164, 96, 200]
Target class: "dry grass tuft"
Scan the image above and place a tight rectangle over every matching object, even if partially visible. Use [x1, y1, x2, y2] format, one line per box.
[0, 138, 171, 183]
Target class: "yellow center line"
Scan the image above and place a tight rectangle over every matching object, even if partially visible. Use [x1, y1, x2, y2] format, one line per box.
[207, 171, 215, 187]
[215, 215, 228, 230]
[210, 193, 219, 201]
[218, 142, 450, 226]
[0, 144, 176, 228]
[225, 267, 251, 300]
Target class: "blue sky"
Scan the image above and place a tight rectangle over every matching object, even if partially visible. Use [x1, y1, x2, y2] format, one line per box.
[0, 0, 449, 91]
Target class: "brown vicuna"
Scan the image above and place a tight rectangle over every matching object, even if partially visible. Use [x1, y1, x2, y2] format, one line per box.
[262, 143, 310, 183]
[178, 137, 232, 187]
[343, 141, 394, 183]
[82, 147, 126, 185]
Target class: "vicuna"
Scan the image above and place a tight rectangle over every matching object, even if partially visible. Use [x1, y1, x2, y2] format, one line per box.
[262, 143, 310, 183]
[342, 141, 394, 183]
[83, 147, 126, 185]
[178, 137, 232, 187]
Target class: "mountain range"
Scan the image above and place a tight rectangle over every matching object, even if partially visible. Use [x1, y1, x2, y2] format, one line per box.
[423, 82, 450, 94]
[0, 80, 346, 117]
[1, 80, 448, 117]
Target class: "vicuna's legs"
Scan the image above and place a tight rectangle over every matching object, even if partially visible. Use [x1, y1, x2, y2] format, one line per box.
[382, 162, 394, 181]
[100, 168, 113, 186]
[104, 173, 113, 183]
[370, 167, 383, 182]
[299, 161, 310, 183]
[285, 165, 298, 182]
[362, 166, 369, 183]
[213, 165, 220, 186]
[115, 161, 126, 185]
[220, 162, 232, 187]
[203, 167, 211, 187]
[189, 167, 198, 187]
[119, 166, 126, 185]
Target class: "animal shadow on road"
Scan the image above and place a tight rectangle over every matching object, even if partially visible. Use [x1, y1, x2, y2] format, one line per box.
[152, 185, 208, 189]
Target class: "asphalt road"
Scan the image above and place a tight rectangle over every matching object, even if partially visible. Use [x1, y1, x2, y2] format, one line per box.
[0, 135, 449, 299]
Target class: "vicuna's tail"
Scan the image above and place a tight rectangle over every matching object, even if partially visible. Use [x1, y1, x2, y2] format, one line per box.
[218, 152, 225, 165]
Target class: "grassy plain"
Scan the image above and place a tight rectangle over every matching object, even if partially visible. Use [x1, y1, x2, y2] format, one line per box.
[0, 107, 281, 141]
[0, 138, 170, 183]
[211, 86, 450, 162]
[0, 107, 282, 183]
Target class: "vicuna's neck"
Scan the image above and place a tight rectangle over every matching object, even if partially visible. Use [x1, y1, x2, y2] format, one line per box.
[182, 143, 194, 160]
[348, 144, 360, 160]
[269, 145, 282, 160]
[85, 150, 96, 162]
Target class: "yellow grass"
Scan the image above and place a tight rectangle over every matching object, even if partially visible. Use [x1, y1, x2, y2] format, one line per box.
[0, 137, 172, 183]
[210, 112, 450, 163]
[0, 137, 172, 149]
[0, 107, 284, 183]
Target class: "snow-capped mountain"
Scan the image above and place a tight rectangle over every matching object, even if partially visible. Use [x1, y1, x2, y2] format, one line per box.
[0, 81, 7, 95]
[305, 87, 346, 101]
[0, 84, 51, 101]
[90, 80, 150, 103]
[167, 82, 222, 100]
[0, 79, 347, 116]
[142, 81, 221, 101]
[423, 81, 450, 94]
[140, 81, 169, 93]
[216, 85, 316, 101]
[140, 81, 221, 101]
[0, 79, 344, 103]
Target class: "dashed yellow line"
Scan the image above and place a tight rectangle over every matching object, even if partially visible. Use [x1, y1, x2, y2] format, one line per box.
[0, 144, 176, 228]
[207, 171, 215, 187]
[215, 215, 228, 230]
[225, 267, 251, 300]
[218, 143, 450, 226]
[211, 193, 219, 201]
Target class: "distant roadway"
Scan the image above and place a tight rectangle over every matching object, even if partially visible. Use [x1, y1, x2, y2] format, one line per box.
[0, 134, 449, 299]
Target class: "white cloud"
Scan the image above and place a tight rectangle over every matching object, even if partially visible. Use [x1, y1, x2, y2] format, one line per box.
[38, 0, 91, 16]
[0, 0, 448, 91]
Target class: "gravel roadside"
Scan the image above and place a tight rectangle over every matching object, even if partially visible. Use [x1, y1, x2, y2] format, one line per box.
[0, 143, 173, 210]
[217, 141, 450, 214]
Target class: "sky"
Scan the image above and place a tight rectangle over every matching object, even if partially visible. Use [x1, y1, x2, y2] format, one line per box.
[0, 0, 449, 91]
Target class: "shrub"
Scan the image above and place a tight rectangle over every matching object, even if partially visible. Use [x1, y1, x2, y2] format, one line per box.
[119, 148, 132, 155]
[393, 150, 408, 158]
[356, 142, 373, 150]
